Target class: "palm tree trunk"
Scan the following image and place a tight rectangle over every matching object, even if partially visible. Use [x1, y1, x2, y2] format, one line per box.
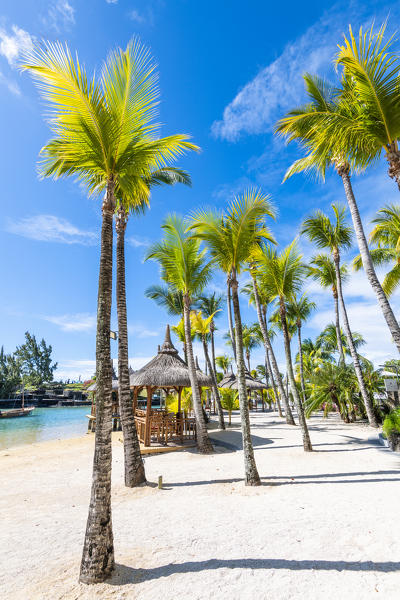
[210, 322, 217, 375]
[279, 299, 312, 452]
[297, 323, 306, 402]
[227, 278, 237, 360]
[386, 144, 400, 190]
[333, 253, 378, 428]
[80, 184, 115, 583]
[230, 270, 261, 485]
[202, 336, 225, 429]
[333, 288, 345, 363]
[339, 167, 400, 352]
[115, 208, 146, 487]
[246, 350, 251, 372]
[183, 294, 213, 453]
[266, 349, 282, 417]
[250, 272, 295, 425]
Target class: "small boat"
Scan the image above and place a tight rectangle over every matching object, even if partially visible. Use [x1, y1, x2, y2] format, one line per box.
[0, 387, 35, 419]
[0, 406, 35, 419]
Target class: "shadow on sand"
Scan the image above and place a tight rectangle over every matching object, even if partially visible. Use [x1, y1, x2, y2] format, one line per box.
[108, 557, 400, 586]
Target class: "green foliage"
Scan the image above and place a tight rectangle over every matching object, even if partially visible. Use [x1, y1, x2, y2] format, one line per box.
[145, 285, 186, 316]
[317, 323, 365, 357]
[215, 355, 232, 375]
[14, 332, 57, 387]
[306, 362, 359, 421]
[382, 408, 400, 438]
[166, 388, 193, 414]
[301, 203, 352, 253]
[0, 347, 22, 399]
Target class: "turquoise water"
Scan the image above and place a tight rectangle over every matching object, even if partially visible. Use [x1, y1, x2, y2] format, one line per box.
[0, 406, 89, 449]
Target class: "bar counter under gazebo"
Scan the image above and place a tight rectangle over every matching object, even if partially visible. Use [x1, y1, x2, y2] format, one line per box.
[130, 325, 212, 446]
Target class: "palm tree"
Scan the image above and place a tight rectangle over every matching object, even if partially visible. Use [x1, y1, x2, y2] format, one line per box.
[317, 324, 365, 357]
[116, 169, 192, 489]
[336, 25, 400, 189]
[146, 215, 213, 453]
[241, 324, 260, 372]
[286, 294, 316, 401]
[354, 204, 400, 296]
[190, 311, 225, 429]
[302, 203, 377, 427]
[306, 362, 358, 423]
[197, 293, 225, 377]
[307, 254, 346, 362]
[171, 316, 195, 361]
[276, 68, 400, 353]
[215, 354, 232, 375]
[23, 38, 197, 584]
[189, 188, 275, 485]
[297, 337, 332, 380]
[255, 241, 313, 451]
[243, 274, 294, 424]
[219, 389, 239, 426]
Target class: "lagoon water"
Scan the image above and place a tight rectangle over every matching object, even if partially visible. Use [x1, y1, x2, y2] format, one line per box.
[0, 406, 89, 450]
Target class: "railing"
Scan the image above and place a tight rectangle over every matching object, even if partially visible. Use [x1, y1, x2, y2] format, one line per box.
[134, 410, 197, 446]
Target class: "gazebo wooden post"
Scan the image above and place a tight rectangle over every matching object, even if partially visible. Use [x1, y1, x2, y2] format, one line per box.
[178, 387, 183, 443]
[133, 387, 138, 414]
[145, 385, 152, 447]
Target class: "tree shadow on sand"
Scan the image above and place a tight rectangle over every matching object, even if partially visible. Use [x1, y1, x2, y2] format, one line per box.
[108, 557, 400, 586]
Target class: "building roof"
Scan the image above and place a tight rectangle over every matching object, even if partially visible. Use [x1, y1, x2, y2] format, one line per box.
[218, 369, 267, 390]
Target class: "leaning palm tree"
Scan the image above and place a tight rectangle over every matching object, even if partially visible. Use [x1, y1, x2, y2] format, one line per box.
[146, 215, 213, 453]
[189, 188, 276, 485]
[302, 203, 377, 427]
[255, 241, 313, 451]
[276, 65, 400, 353]
[116, 169, 192, 489]
[22, 38, 197, 584]
[354, 204, 400, 296]
[286, 294, 316, 401]
[190, 310, 225, 429]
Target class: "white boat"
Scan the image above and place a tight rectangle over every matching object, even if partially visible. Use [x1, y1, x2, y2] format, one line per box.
[0, 406, 35, 419]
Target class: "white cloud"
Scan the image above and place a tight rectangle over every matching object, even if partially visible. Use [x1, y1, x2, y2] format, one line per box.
[6, 215, 98, 245]
[211, 3, 396, 141]
[0, 25, 33, 67]
[129, 9, 145, 23]
[0, 70, 21, 95]
[106, 0, 118, 3]
[42, 313, 96, 332]
[127, 235, 149, 248]
[128, 323, 159, 338]
[55, 359, 95, 381]
[44, 1, 75, 33]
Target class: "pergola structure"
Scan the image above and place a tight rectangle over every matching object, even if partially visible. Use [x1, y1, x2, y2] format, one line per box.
[130, 325, 212, 446]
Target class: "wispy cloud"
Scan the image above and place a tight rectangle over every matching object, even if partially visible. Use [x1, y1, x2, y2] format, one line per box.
[211, 2, 396, 141]
[127, 235, 149, 248]
[42, 313, 96, 332]
[128, 323, 159, 338]
[106, 0, 118, 3]
[6, 215, 98, 245]
[55, 359, 96, 381]
[43, 0, 75, 33]
[129, 9, 146, 24]
[0, 24, 33, 67]
[0, 70, 20, 95]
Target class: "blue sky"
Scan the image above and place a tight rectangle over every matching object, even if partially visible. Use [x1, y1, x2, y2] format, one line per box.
[1, 0, 400, 380]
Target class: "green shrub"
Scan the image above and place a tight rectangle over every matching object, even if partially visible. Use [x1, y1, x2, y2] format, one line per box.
[382, 408, 400, 438]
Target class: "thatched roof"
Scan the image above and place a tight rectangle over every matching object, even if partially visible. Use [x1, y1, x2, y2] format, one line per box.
[219, 369, 267, 390]
[129, 325, 212, 388]
[87, 378, 119, 393]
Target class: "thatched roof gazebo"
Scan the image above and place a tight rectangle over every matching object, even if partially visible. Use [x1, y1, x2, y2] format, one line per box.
[219, 369, 267, 391]
[130, 325, 212, 446]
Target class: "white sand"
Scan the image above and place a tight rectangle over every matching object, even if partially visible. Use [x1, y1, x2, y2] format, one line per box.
[1, 411, 399, 600]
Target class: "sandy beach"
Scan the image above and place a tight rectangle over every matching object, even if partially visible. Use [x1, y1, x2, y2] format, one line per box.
[1, 410, 399, 600]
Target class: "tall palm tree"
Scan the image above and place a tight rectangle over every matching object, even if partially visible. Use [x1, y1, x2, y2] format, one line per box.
[23, 38, 196, 584]
[276, 68, 400, 353]
[255, 241, 313, 451]
[307, 253, 346, 362]
[286, 294, 316, 401]
[297, 337, 332, 380]
[241, 324, 260, 372]
[242, 275, 294, 424]
[116, 169, 192, 489]
[146, 215, 213, 453]
[171, 316, 195, 361]
[302, 203, 377, 427]
[190, 311, 225, 429]
[336, 25, 400, 189]
[197, 293, 225, 377]
[189, 188, 275, 485]
[354, 204, 400, 296]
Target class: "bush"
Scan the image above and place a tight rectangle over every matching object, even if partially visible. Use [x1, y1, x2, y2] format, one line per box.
[382, 408, 400, 438]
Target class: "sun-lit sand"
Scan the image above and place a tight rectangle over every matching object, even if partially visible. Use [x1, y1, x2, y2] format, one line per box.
[1, 411, 399, 600]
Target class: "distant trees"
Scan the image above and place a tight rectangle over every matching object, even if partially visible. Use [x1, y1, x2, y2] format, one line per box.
[0, 332, 57, 397]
